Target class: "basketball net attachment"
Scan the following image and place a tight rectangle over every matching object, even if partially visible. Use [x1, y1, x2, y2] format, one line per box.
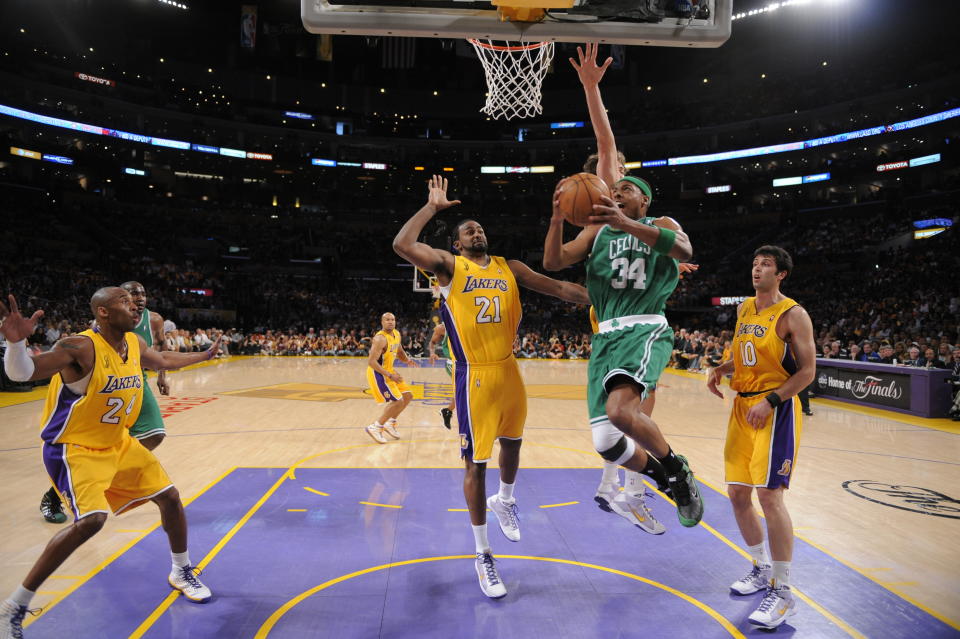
[468, 39, 554, 121]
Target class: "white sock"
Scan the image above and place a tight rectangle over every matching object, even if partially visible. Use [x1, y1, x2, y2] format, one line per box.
[772, 561, 791, 589]
[472, 524, 490, 554]
[747, 542, 771, 567]
[171, 551, 191, 570]
[600, 461, 620, 485]
[625, 470, 646, 493]
[8, 585, 35, 608]
[498, 480, 515, 502]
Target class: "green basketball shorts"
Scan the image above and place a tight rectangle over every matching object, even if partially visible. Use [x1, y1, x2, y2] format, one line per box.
[129, 374, 165, 439]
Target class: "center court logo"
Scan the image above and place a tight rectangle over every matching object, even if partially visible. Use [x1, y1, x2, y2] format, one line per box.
[842, 480, 960, 519]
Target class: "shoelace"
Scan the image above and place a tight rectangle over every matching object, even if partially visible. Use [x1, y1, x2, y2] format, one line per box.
[479, 554, 501, 585]
[668, 470, 692, 506]
[179, 566, 205, 589]
[505, 503, 520, 529]
[756, 588, 784, 614]
[9, 606, 41, 639]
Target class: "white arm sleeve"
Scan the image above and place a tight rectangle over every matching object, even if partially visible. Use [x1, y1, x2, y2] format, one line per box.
[3, 340, 36, 382]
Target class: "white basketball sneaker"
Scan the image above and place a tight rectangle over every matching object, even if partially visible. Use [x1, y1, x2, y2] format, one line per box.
[382, 420, 401, 440]
[0, 600, 31, 639]
[730, 563, 772, 595]
[748, 585, 797, 629]
[609, 490, 666, 535]
[594, 481, 619, 512]
[487, 495, 520, 542]
[169, 566, 212, 603]
[364, 424, 388, 444]
[475, 551, 507, 599]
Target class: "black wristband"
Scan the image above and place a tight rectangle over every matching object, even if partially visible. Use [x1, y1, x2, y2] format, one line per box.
[765, 392, 782, 408]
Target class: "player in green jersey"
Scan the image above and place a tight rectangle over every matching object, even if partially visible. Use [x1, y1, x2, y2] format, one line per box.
[542, 43, 704, 530]
[428, 322, 455, 429]
[39, 281, 171, 523]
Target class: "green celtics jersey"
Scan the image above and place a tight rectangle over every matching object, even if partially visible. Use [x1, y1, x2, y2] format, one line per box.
[586, 222, 679, 322]
[133, 307, 154, 349]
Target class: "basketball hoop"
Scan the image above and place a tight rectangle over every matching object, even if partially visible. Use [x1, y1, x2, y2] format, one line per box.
[468, 39, 554, 121]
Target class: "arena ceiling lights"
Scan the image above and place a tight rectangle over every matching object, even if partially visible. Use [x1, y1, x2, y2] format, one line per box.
[0, 102, 956, 171]
[157, 0, 189, 9]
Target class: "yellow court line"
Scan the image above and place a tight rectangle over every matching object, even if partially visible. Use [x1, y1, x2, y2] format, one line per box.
[879, 581, 920, 587]
[128, 469, 292, 638]
[116, 529, 149, 533]
[47, 575, 83, 580]
[539, 501, 579, 509]
[303, 487, 329, 496]
[287, 509, 307, 513]
[694, 474, 960, 631]
[24, 466, 239, 630]
[253, 555, 745, 639]
[359, 501, 403, 509]
[809, 397, 960, 434]
[36, 590, 64, 595]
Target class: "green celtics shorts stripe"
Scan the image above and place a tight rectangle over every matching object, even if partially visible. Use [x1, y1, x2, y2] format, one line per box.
[129, 373, 165, 439]
[587, 321, 673, 420]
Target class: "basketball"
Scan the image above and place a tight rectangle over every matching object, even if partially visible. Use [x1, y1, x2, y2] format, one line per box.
[556, 173, 611, 227]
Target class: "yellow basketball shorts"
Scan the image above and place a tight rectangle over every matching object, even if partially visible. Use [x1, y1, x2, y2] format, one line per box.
[366, 367, 411, 403]
[42, 434, 174, 520]
[454, 356, 527, 463]
[724, 393, 802, 489]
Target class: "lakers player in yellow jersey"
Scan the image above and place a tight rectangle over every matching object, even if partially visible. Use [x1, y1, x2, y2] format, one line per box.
[364, 312, 419, 443]
[706, 246, 815, 630]
[394, 175, 590, 599]
[0, 288, 223, 635]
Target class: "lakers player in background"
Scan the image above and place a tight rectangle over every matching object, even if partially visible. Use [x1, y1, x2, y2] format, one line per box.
[706, 246, 815, 629]
[393, 175, 590, 599]
[39, 281, 170, 524]
[0, 289, 222, 637]
[364, 312, 418, 443]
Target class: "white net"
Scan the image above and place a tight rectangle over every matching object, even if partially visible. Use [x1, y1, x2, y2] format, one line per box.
[468, 39, 555, 121]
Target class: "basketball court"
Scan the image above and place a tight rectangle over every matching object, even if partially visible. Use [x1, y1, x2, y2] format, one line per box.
[2, 356, 958, 637]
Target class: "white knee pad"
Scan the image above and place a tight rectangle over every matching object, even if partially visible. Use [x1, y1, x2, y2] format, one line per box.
[592, 418, 635, 465]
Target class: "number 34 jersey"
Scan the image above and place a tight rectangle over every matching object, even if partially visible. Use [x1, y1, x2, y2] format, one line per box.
[439, 255, 521, 364]
[39, 329, 144, 449]
[586, 222, 679, 323]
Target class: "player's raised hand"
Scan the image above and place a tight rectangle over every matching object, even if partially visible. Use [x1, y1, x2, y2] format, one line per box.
[427, 175, 461, 212]
[679, 263, 699, 275]
[569, 42, 613, 87]
[205, 335, 223, 360]
[551, 178, 569, 223]
[0, 294, 44, 343]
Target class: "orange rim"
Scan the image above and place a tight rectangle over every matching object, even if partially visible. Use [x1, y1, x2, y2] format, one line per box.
[467, 39, 551, 51]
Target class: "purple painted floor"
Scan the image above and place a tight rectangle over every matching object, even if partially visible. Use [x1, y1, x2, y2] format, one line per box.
[25, 468, 958, 638]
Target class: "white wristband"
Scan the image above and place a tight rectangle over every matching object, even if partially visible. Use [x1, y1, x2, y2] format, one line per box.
[3, 340, 36, 382]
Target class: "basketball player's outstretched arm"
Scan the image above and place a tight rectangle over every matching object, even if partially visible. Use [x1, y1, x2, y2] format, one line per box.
[428, 325, 444, 364]
[570, 43, 619, 187]
[0, 294, 94, 382]
[150, 311, 170, 395]
[543, 180, 602, 271]
[138, 334, 221, 371]
[589, 195, 693, 261]
[507, 260, 591, 305]
[393, 175, 460, 286]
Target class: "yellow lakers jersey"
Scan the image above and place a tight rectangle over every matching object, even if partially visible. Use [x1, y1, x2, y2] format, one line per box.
[440, 255, 521, 364]
[731, 296, 799, 393]
[39, 329, 144, 449]
[375, 329, 401, 371]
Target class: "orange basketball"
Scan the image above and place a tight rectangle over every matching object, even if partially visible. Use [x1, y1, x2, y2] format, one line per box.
[556, 172, 611, 227]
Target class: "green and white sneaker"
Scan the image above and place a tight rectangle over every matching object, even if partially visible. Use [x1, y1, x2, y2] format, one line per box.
[665, 455, 704, 527]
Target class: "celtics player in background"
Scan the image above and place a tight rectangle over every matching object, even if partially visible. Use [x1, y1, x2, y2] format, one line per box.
[543, 175, 704, 531]
[428, 322, 455, 429]
[39, 281, 170, 523]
